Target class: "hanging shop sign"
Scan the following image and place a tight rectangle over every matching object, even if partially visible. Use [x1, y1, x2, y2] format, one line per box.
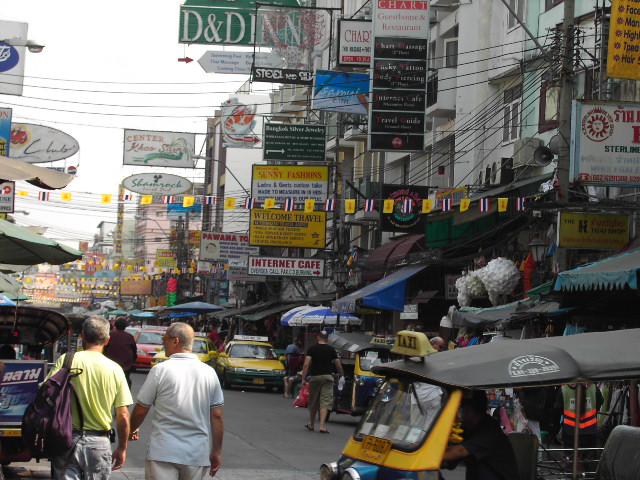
[399, 303, 418, 320]
[123, 129, 195, 168]
[0, 182, 14, 214]
[571, 100, 640, 187]
[607, 0, 640, 81]
[251, 165, 329, 203]
[0, 20, 27, 96]
[445, 274, 462, 300]
[312, 70, 370, 115]
[155, 249, 177, 268]
[220, 96, 269, 148]
[557, 212, 629, 250]
[381, 184, 430, 233]
[249, 209, 326, 248]
[263, 123, 327, 162]
[9, 123, 80, 163]
[247, 256, 325, 277]
[123, 173, 192, 195]
[120, 278, 153, 296]
[0, 108, 11, 157]
[200, 232, 260, 262]
[198, 51, 284, 75]
[338, 19, 372, 66]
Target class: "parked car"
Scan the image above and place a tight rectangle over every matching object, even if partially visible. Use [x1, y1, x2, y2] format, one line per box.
[133, 326, 168, 369]
[152, 332, 219, 367]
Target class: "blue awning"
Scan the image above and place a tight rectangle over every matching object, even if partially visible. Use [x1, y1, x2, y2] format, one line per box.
[332, 265, 426, 313]
[555, 247, 640, 291]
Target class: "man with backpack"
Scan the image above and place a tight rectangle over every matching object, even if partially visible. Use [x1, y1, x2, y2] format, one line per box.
[46, 315, 133, 479]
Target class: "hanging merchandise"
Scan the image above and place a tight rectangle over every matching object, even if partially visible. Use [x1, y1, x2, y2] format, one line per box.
[455, 274, 471, 307]
[476, 258, 520, 306]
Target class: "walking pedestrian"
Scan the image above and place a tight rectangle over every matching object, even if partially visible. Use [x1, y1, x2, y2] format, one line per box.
[129, 322, 224, 479]
[47, 315, 133, 479]
[103, 316, 137, 388]
[300, 330, 344, 434]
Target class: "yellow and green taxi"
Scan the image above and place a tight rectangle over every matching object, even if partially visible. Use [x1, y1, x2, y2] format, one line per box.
[152, 332, 219, 367]
[215, 335, 285, 392]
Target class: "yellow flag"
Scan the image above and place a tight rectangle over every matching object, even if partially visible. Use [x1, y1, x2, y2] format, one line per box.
[383, 199, 395, 214]
[460, 198, 471, 212]
[304, 199, 315, 212]
[17, 191, 28, 197]
[60, 192, 72, 202]
[264, 198, 276, 209]
[422, 199, 433, 213]
[141, 195, 153, 205]
[183, 196, 195, 208]
[345, 199, 356, 214]
[101, 194, 112, 204]
[224, 198, 236, 210]
[498, 197, 508, 212]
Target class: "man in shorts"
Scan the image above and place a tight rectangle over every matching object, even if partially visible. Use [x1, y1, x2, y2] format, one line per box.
[300, 330, 344, 433]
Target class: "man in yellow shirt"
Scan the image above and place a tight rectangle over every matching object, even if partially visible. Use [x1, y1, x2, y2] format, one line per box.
[46, 315, 133, 480]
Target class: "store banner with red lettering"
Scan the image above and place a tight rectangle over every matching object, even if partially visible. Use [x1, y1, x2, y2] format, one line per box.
[247, 256, 325, 277]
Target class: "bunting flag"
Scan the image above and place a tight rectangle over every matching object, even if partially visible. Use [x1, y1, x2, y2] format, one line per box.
[101, 194, 112, 204]
[224, 198, 236, 209]
[346, 247, 359, 266]
[442, 198, 452, 211]
[324, 199, 336, 211]
[363, 199, 375, 212]
[183, 196, 195, 208]
[345, 199, 356, 214]
[60, 192, 72, 202]
[121, 193, 133, 201]
[304, 199, 315, 213]
[460, 198, 471, 212]
[401, 199, 413, 214]
[203, 196, 216, 205]
[264, 198, 276, 209]
[283, 198, 295, 211]
[17, 191, 28, 197]
[516, 197, 526, 211]
[162, 195, 175, 204]
[422, 199, 433, 213]
[38, 192, 50, 202]
[244, 197, 255, 209]
[498, 197, 508, 212]
[141, 195, 153, 205]
[383, 199, 395, 214]
[480, 198, 490, 212]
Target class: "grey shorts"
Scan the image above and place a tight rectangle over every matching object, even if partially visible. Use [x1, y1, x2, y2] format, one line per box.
[308, 374, 334, 410]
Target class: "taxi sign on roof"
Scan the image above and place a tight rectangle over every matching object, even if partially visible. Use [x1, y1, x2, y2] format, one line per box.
[234, 335, 269, 342]
[390, 330, 436, 357]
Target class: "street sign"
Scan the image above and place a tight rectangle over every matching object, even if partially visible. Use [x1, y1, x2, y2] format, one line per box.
[198, 51, 284, 75]
[248, 256, 325, 277]
[0, 181, 14, 213]
[263, 124, 327, 162]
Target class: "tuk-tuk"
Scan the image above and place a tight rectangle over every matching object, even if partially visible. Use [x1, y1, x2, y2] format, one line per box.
[0, 306, 70, 464]
[320, 329, 640, 480]
[327, 332, 397, 416]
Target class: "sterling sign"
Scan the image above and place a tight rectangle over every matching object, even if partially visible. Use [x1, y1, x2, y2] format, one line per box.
[247, 256, 325, 277]
[123, 173, 192, 195]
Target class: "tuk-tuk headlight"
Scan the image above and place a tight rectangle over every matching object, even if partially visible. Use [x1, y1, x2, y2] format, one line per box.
[319, 462, 338, 480]
[341, 468, 361, 480]
[355, 375, 365, 387]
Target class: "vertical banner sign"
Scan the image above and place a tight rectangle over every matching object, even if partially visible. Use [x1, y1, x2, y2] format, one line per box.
[607, 0, 640, 81]
[369, 0, 429, 152]
[0, 108, 11, 156]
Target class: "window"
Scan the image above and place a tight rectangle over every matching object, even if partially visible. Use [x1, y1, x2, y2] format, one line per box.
[538, 82, 560, 133]
[491, 162, 497, 184]
[507, 0, 525, 29]
[503, 85, 522, 143]
[501, 158, 514, 184]
[545, 0, 563, 11]
[485, 165, 492, 185]
[444, 39, 458, 68]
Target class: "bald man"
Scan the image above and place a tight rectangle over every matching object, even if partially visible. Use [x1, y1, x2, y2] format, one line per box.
[430, 336, 446, 352]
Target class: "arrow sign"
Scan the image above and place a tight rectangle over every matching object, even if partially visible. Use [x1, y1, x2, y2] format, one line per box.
[198, 51, 284, 75]
[178, 57, 193, 63]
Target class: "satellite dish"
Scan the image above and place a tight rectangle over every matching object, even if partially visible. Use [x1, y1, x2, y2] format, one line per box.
[533, 146, 555, 166]
[548, 134, 561, 155]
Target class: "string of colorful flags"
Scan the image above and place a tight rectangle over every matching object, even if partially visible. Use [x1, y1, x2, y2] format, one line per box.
[23, 190, 528, 213]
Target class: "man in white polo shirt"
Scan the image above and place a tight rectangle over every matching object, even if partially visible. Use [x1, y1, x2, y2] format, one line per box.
[129, 322, 224, 479]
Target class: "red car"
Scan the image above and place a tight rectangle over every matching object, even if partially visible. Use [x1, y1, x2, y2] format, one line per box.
[134, 327, 167, 369]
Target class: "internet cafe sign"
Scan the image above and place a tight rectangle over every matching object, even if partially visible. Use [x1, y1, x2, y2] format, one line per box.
[123, 173, 192, 195]
[247, 256, 325, 277]
[572, 100, 640, 187]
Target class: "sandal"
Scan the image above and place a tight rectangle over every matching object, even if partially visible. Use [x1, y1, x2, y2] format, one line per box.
[304, 423, 314, 431]
[319, 429, 330, 433]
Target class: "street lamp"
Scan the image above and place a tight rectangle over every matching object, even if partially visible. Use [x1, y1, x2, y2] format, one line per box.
[528, 235, 547, 285]
[1, 38, 45, 53]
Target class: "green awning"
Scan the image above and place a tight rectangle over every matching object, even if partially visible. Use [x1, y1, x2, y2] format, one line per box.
[525, 281, 554, 301]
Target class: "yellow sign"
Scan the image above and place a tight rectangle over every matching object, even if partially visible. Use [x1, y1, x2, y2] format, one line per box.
[383, 199, 395, 213]
[459, 198, 470, 212]
[304, 199, 315, 212]
[345, 199, 356, 214]
[558, 212, 629, 249]
[607, 0, 640, 80]
[498, 198, 508, 212]
[155, 249, 177, 268]
[422, 199, 433, 213]
[249, 209, 326, 248]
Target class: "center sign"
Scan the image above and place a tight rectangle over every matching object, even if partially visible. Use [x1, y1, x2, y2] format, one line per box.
[247, 256, 325, 277]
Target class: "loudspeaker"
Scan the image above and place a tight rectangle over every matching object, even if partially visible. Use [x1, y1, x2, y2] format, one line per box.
[548, 134, 561, 155]
[533, 146, 554, 166]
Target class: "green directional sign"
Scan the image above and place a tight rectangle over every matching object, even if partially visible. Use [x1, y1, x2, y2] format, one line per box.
[263, 124, 327, 162]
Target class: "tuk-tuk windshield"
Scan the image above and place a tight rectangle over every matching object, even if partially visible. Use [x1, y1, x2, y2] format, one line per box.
[358, 349, 396, 371]
[356, 379, 445, 450]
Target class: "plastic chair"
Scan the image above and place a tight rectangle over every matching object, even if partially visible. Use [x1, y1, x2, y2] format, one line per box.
[508, 431, 539, 480]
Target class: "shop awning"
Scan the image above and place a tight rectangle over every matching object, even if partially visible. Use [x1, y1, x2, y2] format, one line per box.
[452, 299, 574, 327]
[212, 301, 274, 320]
[410, 290, 438, 304]
[332, 265, 426, 313]
[363, 234, 425, 281]
[554, 247, 640, 291]
[0, 155, 75, 190]
[239, 302, 306, 322]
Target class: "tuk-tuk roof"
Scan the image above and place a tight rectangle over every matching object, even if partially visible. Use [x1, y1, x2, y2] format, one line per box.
[373, 328, 640, 388]
[0, 306, 70, 346]
[327, 332, 392, 353]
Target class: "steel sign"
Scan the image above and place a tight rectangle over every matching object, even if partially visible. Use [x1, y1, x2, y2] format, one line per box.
[198, 51, 284, 74]
[123, 173, 192, 195]
[9, 123, 80, 163]
[263, 124, 327, 162]
[251, 165, 329, 203]
[248, 256, 325, 277]
[123, 129, 195, 168]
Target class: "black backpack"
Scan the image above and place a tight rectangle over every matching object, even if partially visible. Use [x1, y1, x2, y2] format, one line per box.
[21, 352, 83, 458]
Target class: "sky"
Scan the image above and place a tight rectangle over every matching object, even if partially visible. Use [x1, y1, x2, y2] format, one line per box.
[0, 0, 271, 248]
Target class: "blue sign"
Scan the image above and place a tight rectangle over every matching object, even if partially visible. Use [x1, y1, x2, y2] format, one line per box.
[312, 70, 370, 115]
[0, 361, 46, 424]
[0, 108, 11, 157]
[0, 43, 20, 73]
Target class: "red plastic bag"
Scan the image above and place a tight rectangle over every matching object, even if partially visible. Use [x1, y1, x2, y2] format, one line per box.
[294, 381, 309, 408]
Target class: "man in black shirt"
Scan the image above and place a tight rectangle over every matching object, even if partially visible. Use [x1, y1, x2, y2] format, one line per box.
[300, 330, 344, 433]
[442, 390, 520, 480]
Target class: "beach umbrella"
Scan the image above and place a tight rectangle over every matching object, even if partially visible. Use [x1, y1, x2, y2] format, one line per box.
[280, 305, 315, 326]
[288, 306, 362, 326]
[166, 301, 224, 313]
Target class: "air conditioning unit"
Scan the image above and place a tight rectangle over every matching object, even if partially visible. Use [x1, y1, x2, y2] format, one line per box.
[512, 137, 543, 168]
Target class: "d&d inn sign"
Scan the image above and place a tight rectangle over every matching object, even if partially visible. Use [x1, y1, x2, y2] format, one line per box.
[179, 0, 301, 46]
